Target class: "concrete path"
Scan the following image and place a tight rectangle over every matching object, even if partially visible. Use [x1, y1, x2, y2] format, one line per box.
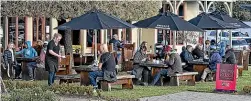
[139, 91, 251, 101]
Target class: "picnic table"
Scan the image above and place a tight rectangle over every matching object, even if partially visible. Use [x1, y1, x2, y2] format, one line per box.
[189, 60, 209, 81]
[16, 57, 37, 80]
[189, 60, 209, 73]
[73, 65, 94, 86]
[139, 61, 168, 76]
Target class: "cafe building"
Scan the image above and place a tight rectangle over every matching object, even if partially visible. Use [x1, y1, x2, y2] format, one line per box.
[1, 0, 235, 54]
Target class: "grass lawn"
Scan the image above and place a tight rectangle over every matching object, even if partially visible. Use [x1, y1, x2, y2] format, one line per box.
[101, 69, 251, 100]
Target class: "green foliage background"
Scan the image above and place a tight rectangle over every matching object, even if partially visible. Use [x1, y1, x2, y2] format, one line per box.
[1, 1, 161, 21]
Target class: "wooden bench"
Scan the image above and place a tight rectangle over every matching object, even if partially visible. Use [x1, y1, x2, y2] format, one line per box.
[56, 74, 80, 84]
[169, 72, 198, 86]
[97, 75, 135, 91]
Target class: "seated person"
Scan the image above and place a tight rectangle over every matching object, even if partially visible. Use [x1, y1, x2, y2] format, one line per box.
[151, 49, 183, 85]
[224, 45, 236, 64]
[201, 47, 222, 82]
[180, 46, 186, 62]
[16, 41, 38, 81]
[88, 44, 117, 89]
[183, 45, 195, 72]
[3, 42, 21, 79]
[192, 44, 204, 59]
[132, 46, 150, 86]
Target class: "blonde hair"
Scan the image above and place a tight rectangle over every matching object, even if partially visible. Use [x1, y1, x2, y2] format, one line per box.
[53, 33, 62, 39]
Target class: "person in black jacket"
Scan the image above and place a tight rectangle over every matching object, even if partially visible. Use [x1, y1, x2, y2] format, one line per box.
[192, 44, 204, 59]
[224, 45, 236, 64]
[3, 42, 21, 79]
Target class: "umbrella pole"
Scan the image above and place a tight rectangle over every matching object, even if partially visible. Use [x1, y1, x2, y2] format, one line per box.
[229, 30, 232, 47]
[203, 31, 206, 51]
[94, 29, 98, 63]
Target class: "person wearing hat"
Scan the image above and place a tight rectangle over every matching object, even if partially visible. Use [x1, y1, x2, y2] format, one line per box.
[150, 49, 183, 85]
[201, 46, 222, 82]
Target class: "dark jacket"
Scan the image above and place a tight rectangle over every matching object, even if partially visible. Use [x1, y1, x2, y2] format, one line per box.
[3, 49, 17, 66]
[167, 53, 183, 75]
[183, 50, 194, 64]
[209, 50, 222, 70]
[224, 49, 236, 64]
[180, 47, 186, 62]
[192, 47, 204, 59]
[109, 38, 122, 51]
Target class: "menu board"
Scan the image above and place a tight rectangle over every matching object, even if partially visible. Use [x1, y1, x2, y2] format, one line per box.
[216, 64, 237, 92]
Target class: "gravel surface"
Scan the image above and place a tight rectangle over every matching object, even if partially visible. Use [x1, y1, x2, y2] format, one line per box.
[139, 91, 251, 101]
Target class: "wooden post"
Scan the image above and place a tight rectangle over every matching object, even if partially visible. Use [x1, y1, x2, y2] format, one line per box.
[15, 17, 19, 49]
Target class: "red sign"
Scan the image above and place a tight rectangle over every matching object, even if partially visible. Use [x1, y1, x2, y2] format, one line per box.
[216, 64, 237, 91]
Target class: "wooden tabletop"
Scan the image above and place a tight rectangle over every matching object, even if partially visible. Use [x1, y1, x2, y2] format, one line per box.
[73, 65, 96, 72]
[189, 61, 209, 65]
[139, 62, 168, 68]
[16, 57, 36, 62]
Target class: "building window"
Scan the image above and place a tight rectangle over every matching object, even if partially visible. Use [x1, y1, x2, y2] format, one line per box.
[33, 17, 48, 44]
[7, 17, 26, 49]
[86, 29, 101, 47]
[72, 30, 80, 45]
[157, 29, 171, 45]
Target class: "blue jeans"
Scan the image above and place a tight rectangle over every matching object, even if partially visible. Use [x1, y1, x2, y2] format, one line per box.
[151, 69, 168, 85]
[48, 72, 56, 86]
[89, 71, 104, 87]
[27, 62, 37, 80]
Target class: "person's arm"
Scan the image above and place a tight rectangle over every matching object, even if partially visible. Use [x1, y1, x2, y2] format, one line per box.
[48, 42, 62, 58]
[168, 54, 175, 66]
[16, 49, 24, 55]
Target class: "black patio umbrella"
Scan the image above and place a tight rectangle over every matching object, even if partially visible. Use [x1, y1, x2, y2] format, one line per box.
[189, 12, 238, 51]
[209, 11, 250, 28]
[133, 11, 204, 48]
[133, 12, 204, 32]
[55, 9, 136, 62]
[188, 12, 236, 30]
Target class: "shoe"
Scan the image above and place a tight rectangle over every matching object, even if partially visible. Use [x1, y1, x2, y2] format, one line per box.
[141, 82, 148, 86]
[200, 79, 205, 82]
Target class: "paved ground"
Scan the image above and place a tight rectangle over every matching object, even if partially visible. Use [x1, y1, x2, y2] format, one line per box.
[139, 91, 251, 101]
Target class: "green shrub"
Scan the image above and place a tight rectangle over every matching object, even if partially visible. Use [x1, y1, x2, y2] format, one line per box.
[3, 80, 94, 96]
[8, 87, 59, 101]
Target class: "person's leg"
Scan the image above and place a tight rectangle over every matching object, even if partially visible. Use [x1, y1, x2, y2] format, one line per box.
[52, 72, 56, 84]
[201, 68, 211, 82]
[142, 69, 150, 85]
[89, 71, 103, 88]
[48, 71, 53, 86]
[15, 64, 22, 78]
[151, 69, 168, 85]
[27, 62, 34, 80]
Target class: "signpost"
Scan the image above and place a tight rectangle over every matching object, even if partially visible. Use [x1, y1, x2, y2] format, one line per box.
[216, 64, 237, 92]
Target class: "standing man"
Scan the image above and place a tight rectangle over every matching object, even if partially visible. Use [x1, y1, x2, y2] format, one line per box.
[109, 34, 123, 64]
[45, 33, 64, 86]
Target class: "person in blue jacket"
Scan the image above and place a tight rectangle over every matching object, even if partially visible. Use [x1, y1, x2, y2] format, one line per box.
[200, 47, 222, 82]
[16, 41, 38, 80]
[219, 41, 226, 57]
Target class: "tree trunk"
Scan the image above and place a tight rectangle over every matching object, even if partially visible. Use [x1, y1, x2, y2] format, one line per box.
[63, 29, 76, 74]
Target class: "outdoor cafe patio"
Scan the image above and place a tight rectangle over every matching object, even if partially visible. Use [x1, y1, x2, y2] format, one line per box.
[1, 8, 251, 101]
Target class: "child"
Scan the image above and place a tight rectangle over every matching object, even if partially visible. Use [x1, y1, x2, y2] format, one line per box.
[3, 42, 21, 79]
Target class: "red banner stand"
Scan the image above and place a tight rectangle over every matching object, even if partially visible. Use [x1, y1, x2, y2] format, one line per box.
[215, 64, 237, 93]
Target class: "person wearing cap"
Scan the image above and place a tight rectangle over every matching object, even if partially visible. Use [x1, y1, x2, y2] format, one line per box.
[201, 47, 222, 82]
[182, 45, 195, 72]
[150, 49, 183, 85]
